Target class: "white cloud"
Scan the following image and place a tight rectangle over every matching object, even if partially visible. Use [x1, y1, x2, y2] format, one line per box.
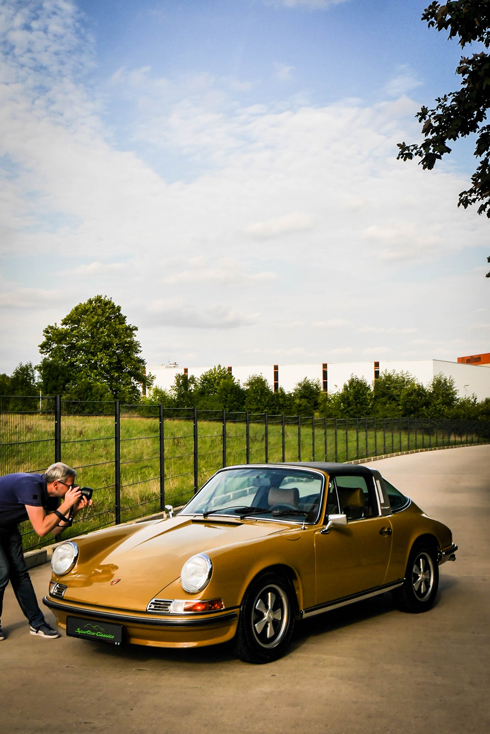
[359, 326, 418, 334]
[245, 213, 313, 239]
[313, 319, 351, 328]
[146, 299, 259, 329]
[163, 259, 278, 285]
[0, 0, 488, 373]
[0, 289, 59, 309]
[71, 262, 129, 276]
[264, 0, 350, 8]
[384, 65, 423, 98]
[275, 63, 295, 81]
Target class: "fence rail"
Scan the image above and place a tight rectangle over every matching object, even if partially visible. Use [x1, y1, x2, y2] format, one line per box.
[1, 395, 489, 552]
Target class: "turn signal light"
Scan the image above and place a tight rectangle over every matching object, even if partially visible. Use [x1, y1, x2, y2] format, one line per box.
[184, 598, 224, 612]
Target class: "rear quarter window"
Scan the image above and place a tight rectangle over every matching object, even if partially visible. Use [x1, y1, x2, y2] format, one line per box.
[383, 479, 410, 513]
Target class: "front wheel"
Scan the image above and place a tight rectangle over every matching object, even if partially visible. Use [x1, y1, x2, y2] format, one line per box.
[393, 544, 439, 613]
[234, 572, 295, 664]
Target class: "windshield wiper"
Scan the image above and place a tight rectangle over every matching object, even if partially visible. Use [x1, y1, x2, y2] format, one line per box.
[201, 505, 269, 519]
[235, 506, 269, 520]
[271, 509, 309, 517]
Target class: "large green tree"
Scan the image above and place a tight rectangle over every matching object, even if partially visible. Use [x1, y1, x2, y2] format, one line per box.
[397, 0, 490, 274]
[38, 296, 150, 402]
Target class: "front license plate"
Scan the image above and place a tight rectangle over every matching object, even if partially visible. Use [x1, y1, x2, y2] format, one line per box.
[66, 616, 123, 645]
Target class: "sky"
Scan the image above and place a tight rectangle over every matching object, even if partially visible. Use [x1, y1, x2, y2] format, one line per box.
[0, 0, 489, 377]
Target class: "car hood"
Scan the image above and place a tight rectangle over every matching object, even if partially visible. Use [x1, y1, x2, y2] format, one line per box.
[61, 515, 288, 610]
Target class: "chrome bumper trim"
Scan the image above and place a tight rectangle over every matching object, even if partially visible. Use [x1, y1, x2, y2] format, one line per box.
[43, 597, 238, 628]
[438, 543, 458, 564]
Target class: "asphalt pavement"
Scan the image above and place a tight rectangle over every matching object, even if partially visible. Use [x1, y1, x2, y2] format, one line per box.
[1, 444, 489, 734]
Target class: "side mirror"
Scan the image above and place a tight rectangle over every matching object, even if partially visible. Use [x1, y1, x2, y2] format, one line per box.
[321, 513, 347, 534]
[165, 504, 174, 519]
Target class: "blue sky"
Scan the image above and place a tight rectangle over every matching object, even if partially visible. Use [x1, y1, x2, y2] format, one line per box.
[0, 0, 488, 376]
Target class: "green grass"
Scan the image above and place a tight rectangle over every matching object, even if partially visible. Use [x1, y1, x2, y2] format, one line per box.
[0, 411, 485, 551]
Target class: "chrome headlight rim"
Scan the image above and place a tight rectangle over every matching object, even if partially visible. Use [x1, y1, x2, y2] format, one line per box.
[51, 541, 79, 576]
[180, 553, 213, 594]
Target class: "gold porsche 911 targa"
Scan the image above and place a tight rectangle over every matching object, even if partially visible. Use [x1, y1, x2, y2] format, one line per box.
[43, 462, 457, 663]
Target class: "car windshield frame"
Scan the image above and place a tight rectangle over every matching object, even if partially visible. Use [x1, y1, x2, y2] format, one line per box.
[180, 465, 327, 525]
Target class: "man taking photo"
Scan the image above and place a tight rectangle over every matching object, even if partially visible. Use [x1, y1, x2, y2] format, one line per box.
[0, 462, 91, 641]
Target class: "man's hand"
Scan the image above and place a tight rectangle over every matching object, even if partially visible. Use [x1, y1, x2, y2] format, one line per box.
[71, 494, 93, 515]
[64, 486, 82, 509]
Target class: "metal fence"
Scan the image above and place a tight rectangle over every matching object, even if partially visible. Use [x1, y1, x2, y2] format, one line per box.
[1, 395, 488, 551]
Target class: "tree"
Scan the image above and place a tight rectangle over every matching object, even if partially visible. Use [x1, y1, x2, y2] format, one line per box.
[373, 371, 414, 418]
[428, 373, 459, 417]
[0, 362, 38, 397]
[292, 378, 323, 415]
[337, 376, 373, 417]
[397, 1, 490, 273]
[244, 374, 275, 413]
[38, 296, 150, 402]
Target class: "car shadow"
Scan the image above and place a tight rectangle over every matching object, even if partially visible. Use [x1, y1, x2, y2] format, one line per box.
[79, 577, 460, 666]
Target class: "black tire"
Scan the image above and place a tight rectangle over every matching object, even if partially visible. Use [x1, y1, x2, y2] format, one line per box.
[393, 543, 439, 613]
[234, 572, 295, 664]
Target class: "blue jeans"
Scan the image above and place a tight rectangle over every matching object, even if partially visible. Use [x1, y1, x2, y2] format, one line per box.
[0, 526, 45, 628]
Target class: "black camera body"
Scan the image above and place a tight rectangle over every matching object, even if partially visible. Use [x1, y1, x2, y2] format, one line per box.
[80, 486, 93, 500]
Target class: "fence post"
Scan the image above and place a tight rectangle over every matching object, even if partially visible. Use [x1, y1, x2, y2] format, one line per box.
[282, 415, 286, 462]
[374, 417, 377, 456]
[265, 413, 269, 464]
[297, 416, 301, 461]
[383, 418, 386, 455]
[334, 418, 338, 462]
[324, 417, 327, 461]
[222, 410, 227, 468]
[365, 417, 368, 457]
[356, 418, 359, 459]
[345, 418, 348, 462]
[246, 411, 250, 464]
[159, 404, 165, 511]
[115, 400, 121, 525]
[54, 395, 62, 462]
[193, 407, 198, 493]
[312, 416, 315, 462]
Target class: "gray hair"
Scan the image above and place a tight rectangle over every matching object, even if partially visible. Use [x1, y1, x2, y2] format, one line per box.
[45, 462, 77, 484]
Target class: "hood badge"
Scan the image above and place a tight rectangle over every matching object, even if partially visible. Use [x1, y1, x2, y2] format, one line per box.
[110, 578, 121, 586]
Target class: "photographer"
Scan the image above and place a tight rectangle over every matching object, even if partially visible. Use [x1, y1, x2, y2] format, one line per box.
[0, 462, 92, 641]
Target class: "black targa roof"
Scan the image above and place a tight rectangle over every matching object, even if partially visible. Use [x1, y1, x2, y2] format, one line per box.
[220, 462, 381, 478]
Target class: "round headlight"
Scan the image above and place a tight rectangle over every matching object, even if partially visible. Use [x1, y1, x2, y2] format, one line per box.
[51, 542, 78, 576]
[181, 554, 212, 594]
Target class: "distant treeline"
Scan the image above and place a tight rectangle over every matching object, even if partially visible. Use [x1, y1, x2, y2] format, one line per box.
[1, 362, 489, 421]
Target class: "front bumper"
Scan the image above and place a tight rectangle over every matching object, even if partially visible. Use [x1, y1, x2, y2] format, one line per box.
[438, 543, 458, 565]
[43, 596, 239, 648]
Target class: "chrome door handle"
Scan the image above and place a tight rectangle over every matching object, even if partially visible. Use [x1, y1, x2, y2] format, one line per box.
[379, 527, 392, 536]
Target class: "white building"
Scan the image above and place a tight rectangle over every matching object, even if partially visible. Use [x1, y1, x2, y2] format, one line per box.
[147, 359, 490, 401]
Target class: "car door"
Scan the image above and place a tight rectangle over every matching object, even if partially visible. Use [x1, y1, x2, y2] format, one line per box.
[314, 474, 393, 605]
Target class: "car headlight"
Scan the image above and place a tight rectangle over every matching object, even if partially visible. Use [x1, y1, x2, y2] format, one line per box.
[180, 554, 212, 593]
[51, 542, 79, 576]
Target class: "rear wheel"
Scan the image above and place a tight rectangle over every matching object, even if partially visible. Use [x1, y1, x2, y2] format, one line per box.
[393, 543, 439, 613]
[234, 572, 295, 664]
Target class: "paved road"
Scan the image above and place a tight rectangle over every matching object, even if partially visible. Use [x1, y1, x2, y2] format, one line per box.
[1, 445, 489, 734]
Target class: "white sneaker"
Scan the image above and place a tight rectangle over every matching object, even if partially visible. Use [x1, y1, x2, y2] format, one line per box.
[29, 622, 61, 639]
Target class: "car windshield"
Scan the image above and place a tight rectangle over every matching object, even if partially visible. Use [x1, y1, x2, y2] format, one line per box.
[181, 467, 324, 523]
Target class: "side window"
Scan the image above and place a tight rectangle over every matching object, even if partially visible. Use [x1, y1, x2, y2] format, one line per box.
[335, 475, 379, 521]
[382, 479, 410, 513]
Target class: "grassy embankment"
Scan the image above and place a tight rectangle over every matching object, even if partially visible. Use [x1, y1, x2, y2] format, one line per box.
[0, 411, 482, 551]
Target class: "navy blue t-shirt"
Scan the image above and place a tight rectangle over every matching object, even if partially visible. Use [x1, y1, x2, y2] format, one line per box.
[0, 473, 58, 528]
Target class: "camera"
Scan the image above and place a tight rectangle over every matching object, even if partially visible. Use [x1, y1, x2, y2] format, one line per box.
[79, 486, 93, 500]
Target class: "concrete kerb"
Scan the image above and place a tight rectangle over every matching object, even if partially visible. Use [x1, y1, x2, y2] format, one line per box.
[23, 441, 488, 571]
